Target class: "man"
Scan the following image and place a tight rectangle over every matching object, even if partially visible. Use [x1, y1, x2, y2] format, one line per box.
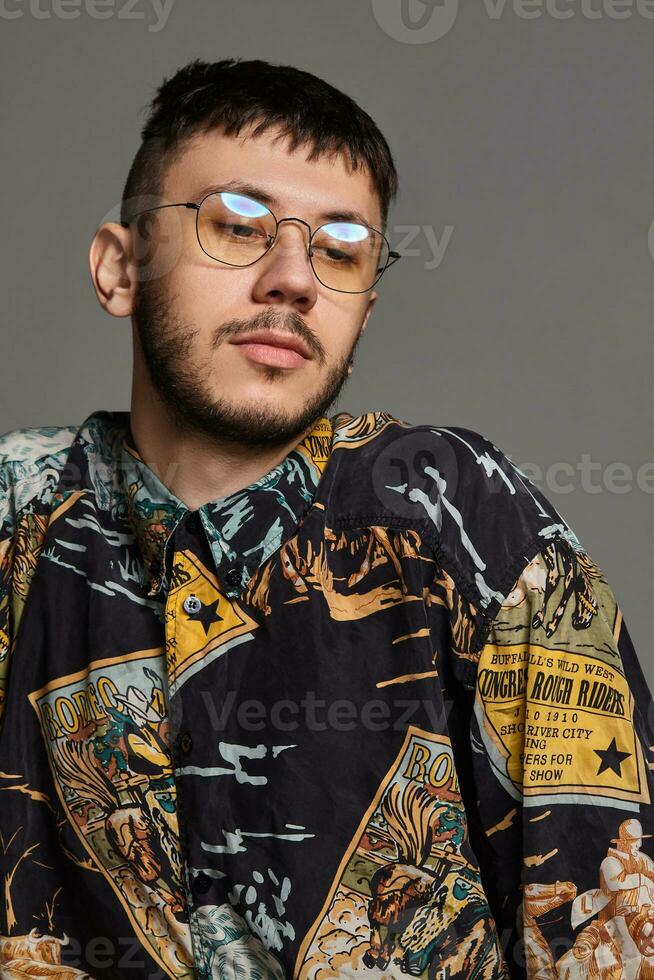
[563, 819, 654, 974]
[0, 57, 652, 980]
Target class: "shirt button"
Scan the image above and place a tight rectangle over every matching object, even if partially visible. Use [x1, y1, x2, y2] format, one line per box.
[176, 732, 192, 754]
[225, 564, 242, 587]
[183, 594, 202, 615]
[194, 872, 212, 895]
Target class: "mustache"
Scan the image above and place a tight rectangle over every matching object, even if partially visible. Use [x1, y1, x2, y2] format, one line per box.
[214, 308, 325, 361]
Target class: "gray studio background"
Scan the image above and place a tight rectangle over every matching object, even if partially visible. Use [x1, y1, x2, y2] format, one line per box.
[1, 1, 652, 685]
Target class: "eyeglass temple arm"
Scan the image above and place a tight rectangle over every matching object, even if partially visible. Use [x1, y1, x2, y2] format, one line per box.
[120, 202, 200, 229]
[377, 251, 401, 273]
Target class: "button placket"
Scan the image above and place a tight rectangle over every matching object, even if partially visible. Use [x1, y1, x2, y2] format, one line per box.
[160, 547, 207, 976]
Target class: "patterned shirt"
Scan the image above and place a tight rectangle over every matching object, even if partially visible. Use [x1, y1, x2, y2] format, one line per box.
[1, 408, 653, 979]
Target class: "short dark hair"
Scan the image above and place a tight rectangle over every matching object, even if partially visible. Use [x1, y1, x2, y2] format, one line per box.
[120, 57, 399, 232]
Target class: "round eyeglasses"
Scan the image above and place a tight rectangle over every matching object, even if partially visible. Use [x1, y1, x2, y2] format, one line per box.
[120, 189, 401, 294]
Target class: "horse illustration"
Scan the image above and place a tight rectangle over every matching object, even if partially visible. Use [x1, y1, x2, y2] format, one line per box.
[363, 781, 504, 976]
[530, 539, 600, 638]
[53, 738, 185, 913]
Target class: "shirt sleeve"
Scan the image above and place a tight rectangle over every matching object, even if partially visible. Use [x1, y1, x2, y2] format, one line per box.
[0, 426, 73, 733]
[466, 532, 654, 978]
[0, 528, 15, 727]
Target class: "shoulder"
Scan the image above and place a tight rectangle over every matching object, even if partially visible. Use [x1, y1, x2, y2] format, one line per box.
[0, 411, 126, 536]
[329, 412, 578, 612]
[0, 424, 78, 533]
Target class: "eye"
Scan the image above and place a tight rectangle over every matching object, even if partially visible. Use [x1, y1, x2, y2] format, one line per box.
[228, 224, 254, 238]
[316, 246, 354, 264]
[216, 222, 266, 240]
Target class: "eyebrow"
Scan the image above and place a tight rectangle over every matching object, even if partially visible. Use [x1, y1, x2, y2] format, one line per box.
[191, 179, 376, 228]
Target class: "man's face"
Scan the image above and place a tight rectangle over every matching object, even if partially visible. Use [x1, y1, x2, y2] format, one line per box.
[129, 124, 380, 448]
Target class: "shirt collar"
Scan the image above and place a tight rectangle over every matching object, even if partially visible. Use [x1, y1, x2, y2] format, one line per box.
[119, 415, 335, 598]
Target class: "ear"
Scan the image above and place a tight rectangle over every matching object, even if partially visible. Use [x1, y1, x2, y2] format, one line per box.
[88, 222, 139, 318]
[361, 289, 377, 331]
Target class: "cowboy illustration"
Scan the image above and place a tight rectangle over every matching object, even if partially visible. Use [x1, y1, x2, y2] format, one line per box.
[570, 819, 654, 972]
[108, 668, 176, 812]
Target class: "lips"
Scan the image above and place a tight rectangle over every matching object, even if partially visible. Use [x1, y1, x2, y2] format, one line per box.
[230, 331, 311, 360]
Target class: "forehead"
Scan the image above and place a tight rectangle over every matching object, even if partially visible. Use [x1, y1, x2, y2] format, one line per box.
[162, 124, 382, 229]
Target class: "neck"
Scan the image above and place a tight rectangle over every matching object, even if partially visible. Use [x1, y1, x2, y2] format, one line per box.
[129, 371, 315, 512]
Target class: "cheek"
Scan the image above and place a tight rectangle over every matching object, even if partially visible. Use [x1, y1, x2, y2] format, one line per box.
[168, 265, 248, 327]
[334, 318, 365, 360]
[319, 302, 367, 357]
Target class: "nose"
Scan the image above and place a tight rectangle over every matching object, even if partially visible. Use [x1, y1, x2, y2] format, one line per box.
[251, 219, 318, 312]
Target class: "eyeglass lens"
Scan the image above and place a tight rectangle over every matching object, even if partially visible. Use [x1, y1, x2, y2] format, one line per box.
[196, 192, 389, 292]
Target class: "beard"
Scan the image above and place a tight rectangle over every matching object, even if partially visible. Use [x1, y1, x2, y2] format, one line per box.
[131, 274, 362, 451]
